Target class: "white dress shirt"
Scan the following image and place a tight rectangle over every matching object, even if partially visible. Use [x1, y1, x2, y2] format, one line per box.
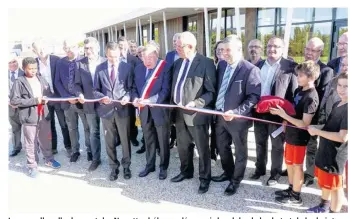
[38, 56, 54, 93]
[88, 57, 101, 84]
[260, 58, 281, 96]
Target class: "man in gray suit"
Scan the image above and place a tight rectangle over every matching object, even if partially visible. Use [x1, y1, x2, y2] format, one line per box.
[75, 37, 105, 171]
[8, 54, 24, 157]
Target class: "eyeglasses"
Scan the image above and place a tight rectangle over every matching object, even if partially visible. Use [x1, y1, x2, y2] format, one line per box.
[177, 44, 188, 49]
[216, 48, 224, 52]
[84, 46, 94, 50]
[267, 45, 283, 49]
[304, 47, 321, 53]
[336, 42, 348, 48]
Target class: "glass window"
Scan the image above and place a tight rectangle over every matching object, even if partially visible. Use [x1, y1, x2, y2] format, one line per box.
[209, 10, 225, 58]
[292, 8, 314, 23]
[314, 8, 332, 21]
[142, 28, 148, 46]
[257, 26, 275, 57]
[277, 8, 287, 25]
[336, 8, 348, 19]
[153, 24, 159, 43]
[187, 15, 198, 35]
[258, 8, 275, 26]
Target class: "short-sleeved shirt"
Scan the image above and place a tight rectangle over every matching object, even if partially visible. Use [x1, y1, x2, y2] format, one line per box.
[285, 87, 319, 146]
[315, 102, 348, 175]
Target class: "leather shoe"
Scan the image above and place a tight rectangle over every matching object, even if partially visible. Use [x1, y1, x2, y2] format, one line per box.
[70, 152, 80, 162]
[88, 160, 101, 172]
[9, 149, 21, 157]
[115, 140, 121, 147]
[138, 167, 155, 177]
[169, 139, 176, 149]
[159, 169, 167, 180]
[224, 182, 239, 196]
[136, 145, 146, 154]
[249, 172, 265, 180]
[124, 168, 132, 179]
[131, 139, 139, 147]
[211, 173, 229, 182]
[170, 173, 193, 182]
[87, 152, 93, 161]
[280, 169, 288, 176]
[109, 169, 119, 181]
[267, 174, 281, 186]
[198, 181, 210, 194]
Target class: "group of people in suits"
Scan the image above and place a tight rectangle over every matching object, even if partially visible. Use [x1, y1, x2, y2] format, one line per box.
[8, 29, 348, 210]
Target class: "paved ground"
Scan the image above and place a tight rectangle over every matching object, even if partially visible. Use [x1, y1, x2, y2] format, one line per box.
[8, 119, 348, 214]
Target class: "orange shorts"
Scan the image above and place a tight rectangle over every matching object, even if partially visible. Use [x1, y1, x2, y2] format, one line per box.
[315, 167, 343, 190]
[284, 143, 306, 165]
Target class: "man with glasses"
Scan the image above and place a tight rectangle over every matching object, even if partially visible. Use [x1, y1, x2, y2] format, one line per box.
[250, 36, 298, 186]
[303, 37, 334, 186]
[55, 39, 91, 162]
[8, 54, 24, 157]
[248, 39, 263, 66]
[328, 32, 348, 75]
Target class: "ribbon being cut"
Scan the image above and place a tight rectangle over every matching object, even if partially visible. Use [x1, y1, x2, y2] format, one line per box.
[42, 96, 306, 130]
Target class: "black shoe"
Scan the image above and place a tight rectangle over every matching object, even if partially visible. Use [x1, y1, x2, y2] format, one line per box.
[198, 181, 210, 194]
[87, 152, 93, 161]
[304, 173, 314, 187]
[52, 149, 58, 155]
[275, 194, 303, 206]
[9, 149, 21, 157]
[109, 169, 119, 181]
[211, 173, 229, 182]
[124, 168, 132, 179]
[275, 187, 292, 197]
[170, 173, 193, 182]
[138, 167, 155, 177]
[159, 169, 167, 180]
[169, 139, 176, 149]
[249, 172, 265, 180]
[280, 169, 288, 176]
[70, 152, 80, 162]
[115, 140, 121, 147]
[131, 139, 139, 147]
[224, 182, 239, 196]
[88, 160, 101, 172]
[267, 174, 281, 186]
[136, 145, 146, 154]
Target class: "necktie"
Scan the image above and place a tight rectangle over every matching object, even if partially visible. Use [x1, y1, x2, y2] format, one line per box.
[110, 64, 116, 83]
[215, 65, 233, 111]
[10, 72, 16, 83]
[175, 59, 190, 104]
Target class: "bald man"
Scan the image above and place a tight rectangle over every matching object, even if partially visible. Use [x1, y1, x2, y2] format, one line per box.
[328, 32, 348, 75]
[248, 39, 263, 65]
[303, 37, 334, 186]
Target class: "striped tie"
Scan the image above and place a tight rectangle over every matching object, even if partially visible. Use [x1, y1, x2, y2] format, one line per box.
[215, 65, 233, 111]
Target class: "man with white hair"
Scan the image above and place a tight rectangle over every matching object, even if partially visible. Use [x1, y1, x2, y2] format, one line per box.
[211, 35, 261, 196]
[170, 31, 216, 194]
[132, 43, 171, 180]
[55, 38, 91, 162]
[32, 39, 71, 155]
[8, 54, 24, 157]
[303, 37, 334, 186]
[328, 32, 348, 75]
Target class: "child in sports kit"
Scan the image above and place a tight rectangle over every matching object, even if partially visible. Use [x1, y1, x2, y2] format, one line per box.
[270, 60, 320, 206]
[306, 72, 348, 213]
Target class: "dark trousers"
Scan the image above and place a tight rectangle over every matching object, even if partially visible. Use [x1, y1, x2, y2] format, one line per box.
[130, 107, 139, 141]
[216, 117, 248, 185]
[9, 107, 22, 151]
[170, 124, 176, 141]
[48, 105, 71, 151]
[86, 113, 101, 161]
[64, 104, 91, 154]
[142, 119, 170, 170]
[176, 117, 211, 182]
[102, 112, 131, 170]
[305, 135, 318, 177]
[254, 121, 285, 177]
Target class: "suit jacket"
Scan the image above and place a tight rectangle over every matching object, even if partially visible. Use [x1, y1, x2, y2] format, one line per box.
[8, 69, 25, 117]
[127, 53, 141, 69]
[171, 53, 217, 126]
[256, 57, 298, 122]
[74, 56, 106, 114]
[217, 60, 261, 130]
[315, 60, 334, 105]
[131, 60, 171, 126]
[93, 61, 133, 119]
[327, 57, 342, 75]
[165, 50, 177, 67]
[36, 55, 61, 109]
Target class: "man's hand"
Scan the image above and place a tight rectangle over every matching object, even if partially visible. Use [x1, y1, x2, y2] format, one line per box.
[223, 110, 235, 121]
[37, 97, 42, 104]
[307, 125, 320, 136]
[68, 98, 78, 104]
[101, 96, 111, 104]
[8, 102, 17, 108]
[121, 96, 130, 105]
[140, 99, 151, 107]
[133, 98, 141, 107]
[42, 96, 49, 105]
[185, 101, 196, 108]
[78, 94, 85, 104]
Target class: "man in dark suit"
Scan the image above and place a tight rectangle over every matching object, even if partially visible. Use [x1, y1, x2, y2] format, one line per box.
[8, 54, 24, 157]
[93, 42, 133, 181]
[117, 36, 142, 147]
[250, 36, 298, 186]
[211, 35, 261, 195]
[75, 37, 106, 172]
[55, 39, 91, 162]
[328, 32, 348, 75]
[170, 31, 216, 194]
[303, 37, 334, 186]
[32, 39, 71, 155]
[132, 43, 171, 180]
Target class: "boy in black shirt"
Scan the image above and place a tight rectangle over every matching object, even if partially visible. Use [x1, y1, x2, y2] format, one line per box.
[270, 60, 319, 206]
[306, 73, 348, 213]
